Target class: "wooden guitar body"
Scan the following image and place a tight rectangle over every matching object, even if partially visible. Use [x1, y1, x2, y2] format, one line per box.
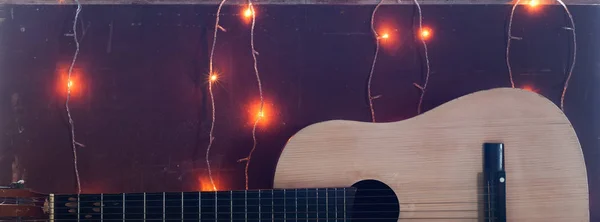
[274, 88, 589, 221]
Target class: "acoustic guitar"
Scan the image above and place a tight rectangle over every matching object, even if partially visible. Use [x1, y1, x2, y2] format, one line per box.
[0, 88, 588, 221]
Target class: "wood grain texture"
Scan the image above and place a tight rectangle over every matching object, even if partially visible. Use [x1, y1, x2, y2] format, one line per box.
[274, 88, 589, 221]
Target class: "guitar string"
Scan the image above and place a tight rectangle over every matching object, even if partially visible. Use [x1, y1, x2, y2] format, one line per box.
[18, 188, 505, 204]
[47, 199, 499, 209]
[42, 185, 503, 196]
[52, 209, 485, 214]
[51, 200, 492, 211]
[33, 201, 499, 210]
[48, 190, 497, 220]
[52, 201, 494, 219]
[17, 218, 492, 221]
[18, 191, 504, 204]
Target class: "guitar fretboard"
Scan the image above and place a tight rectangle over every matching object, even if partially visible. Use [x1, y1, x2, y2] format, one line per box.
[52, 188, 356, 221]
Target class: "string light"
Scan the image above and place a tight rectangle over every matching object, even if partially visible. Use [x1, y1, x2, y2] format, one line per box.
[205, 0, 227, 193]
[556, 0, 577, 111]
[506, 1, 521, 89]
[244, 7, 253, 18]
[209, 74, 218, 82]
[529, 0, 539, 7]
[522, 85, 538, 92]
[66, 0, 83, 195]
[247, 100, 272, 127]
[366, 0, 384, 123]
[413, 0, 431, 115]
[198, 176, 219, 191]
[380, 33, 389, 39]
[420, 27, 432, 40]
[238, 1, 264, 190]
[507, 0, 576, 111]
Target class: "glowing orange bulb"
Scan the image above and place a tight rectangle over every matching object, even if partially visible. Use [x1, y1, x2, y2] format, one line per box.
[198, 176, 220, 191]
[522, 85, 537, 92]
[248, 101, 273, 127]
[67, 80, 73, 88]
[209, 74, 218, 82]
[244, 7, 253, 18]
[380, 33, 389, 39]
[528, 0, 539, 7]
[420, 28, 432, 40]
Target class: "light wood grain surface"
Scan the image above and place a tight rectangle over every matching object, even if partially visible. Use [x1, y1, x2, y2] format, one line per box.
[274, 88, 589, 221]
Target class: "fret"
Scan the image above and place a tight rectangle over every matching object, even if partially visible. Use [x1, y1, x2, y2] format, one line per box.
[230, 191, 233, 220]
[231, 191, 247, 221]
[344, 188, 357, 221]
[325, 188, 329, 221]
[214, 191, 218, 221]
[162, 192, 165, 222]
[181, 192, 184, 220]
[307, 188, 317, 221]
[122, 193, 125, 221]
[271, 190, 274, 222]
[296, 189, 308, 221]
[342, 188, 346, 222]
[334, 188, 338, 222]
[100, 193, 103, 222]
[164, 192, 183, 220]
[283, 190, 286, 221]
[182, 192, 200, 221]
[74, 194, 101, 221]
[77, 194, 80, 222]
[199, 191, 201, 220]
[316, 188, 319, 221]
[101, 194, 124, 220]
[259, 189, 273, 222]
[326, 188, 337, 222]
[317, 188, 328, 221]
[272, 189, 284, 221]
[305, 188, 310, 222]
[145, 192, 164, 220]
[246, 189, 260, 222]
[76, 194, 84, 221]
[245, 190, 248, 222]
[200, 191, 216, 220]
[124, 193, 144, 220]
[336, 188, 346, 222]
[216, 191, 232, 221]
[143, 193, 146, 221]
[284, 189, 297, 221]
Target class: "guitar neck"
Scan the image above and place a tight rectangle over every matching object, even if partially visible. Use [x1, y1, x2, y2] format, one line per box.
[50, 187, 356, 221]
